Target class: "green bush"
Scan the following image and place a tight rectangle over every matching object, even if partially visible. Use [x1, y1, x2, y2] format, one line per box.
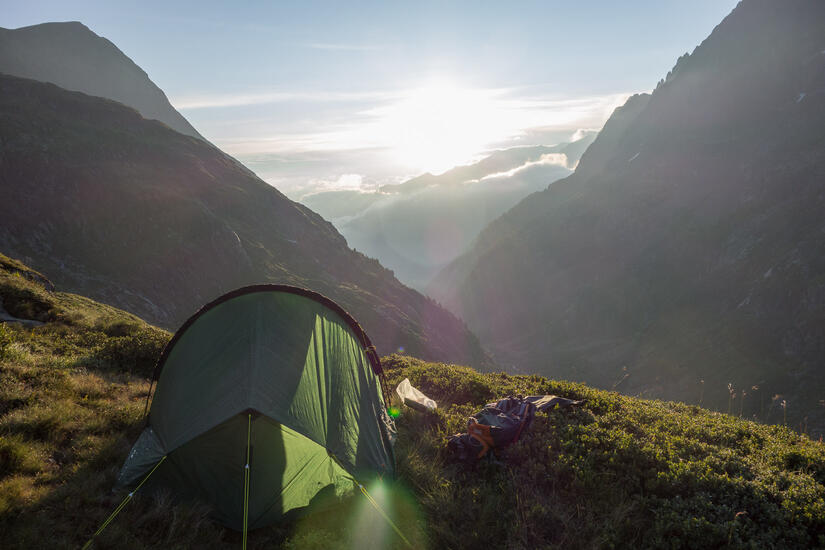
[94, 327, 169, 376]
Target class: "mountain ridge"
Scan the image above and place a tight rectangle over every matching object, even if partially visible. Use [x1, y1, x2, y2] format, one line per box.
[0, 21, 204, 141]
[0, 72, 490, 368]
[429, 0, 825, 427]
[305, 134, 597, 289]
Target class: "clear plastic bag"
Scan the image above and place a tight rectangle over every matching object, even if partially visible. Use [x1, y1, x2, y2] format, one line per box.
[396, 378, 437, 412]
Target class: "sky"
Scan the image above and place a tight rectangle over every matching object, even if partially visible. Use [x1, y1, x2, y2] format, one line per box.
[5, 0, 740, 198]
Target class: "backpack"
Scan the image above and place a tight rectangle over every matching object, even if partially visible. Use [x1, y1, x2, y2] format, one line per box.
[447, 396, 536, 462]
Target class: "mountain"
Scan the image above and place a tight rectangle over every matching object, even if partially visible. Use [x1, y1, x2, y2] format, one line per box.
[0, 72, 489, 367]
[303, 134, 597, 289]
[2, 257, 823, 548]
[0, 21, 204, 141]
[430, 0, 825, 426]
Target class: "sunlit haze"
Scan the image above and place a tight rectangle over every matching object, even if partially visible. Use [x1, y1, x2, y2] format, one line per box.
[5, 0, 740, 197]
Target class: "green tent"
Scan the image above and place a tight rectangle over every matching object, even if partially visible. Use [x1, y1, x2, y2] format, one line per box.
[116, 285, 396, 531]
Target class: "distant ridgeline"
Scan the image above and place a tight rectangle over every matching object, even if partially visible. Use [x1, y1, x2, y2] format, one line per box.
[0, 65, 489, 369]
[431, 0, 825, 431]
[303, 135, 596, 290]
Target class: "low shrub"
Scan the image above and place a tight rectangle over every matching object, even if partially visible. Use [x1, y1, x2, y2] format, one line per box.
[94, 327, 170, 376]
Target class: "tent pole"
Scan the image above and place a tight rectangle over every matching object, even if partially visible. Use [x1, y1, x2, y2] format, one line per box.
[141, 378, 155, 422]
[242, 413, 251, 549]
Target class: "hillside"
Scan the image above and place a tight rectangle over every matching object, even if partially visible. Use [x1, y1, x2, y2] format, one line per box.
[1, 254, 824, 549]
[0, 73, 489, 367]
[430, 0, 825, 428]
[304, 135, 596, 289]
[0, 22, 204, 141]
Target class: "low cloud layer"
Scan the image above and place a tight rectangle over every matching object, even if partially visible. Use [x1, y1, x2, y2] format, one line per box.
[479, 153, 571, 181]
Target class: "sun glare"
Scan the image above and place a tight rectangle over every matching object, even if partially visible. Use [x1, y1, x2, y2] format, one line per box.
[378, 82, 507, 174]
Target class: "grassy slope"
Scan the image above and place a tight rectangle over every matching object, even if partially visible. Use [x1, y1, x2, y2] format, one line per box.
[1, 255, 824, 549]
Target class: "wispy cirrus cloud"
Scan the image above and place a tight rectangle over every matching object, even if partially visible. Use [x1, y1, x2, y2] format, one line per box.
[305, 42, 382, 51]
[205, 89, 629, 160]
[173, 89, 399, 110]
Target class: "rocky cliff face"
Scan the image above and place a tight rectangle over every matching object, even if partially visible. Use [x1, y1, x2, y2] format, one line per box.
[0, 73, 490, 368]
[430, 0, 825, 424]
[0, 21, 204, 141]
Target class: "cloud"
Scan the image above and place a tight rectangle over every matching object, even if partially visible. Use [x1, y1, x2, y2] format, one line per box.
[329, 173, 365, 190]
[305, 42, 381, 51]
[571, 128, 600, 142]
[479, 153, 571, 181]
[173, 89, 398, 110]
[294, 173, 384, 200]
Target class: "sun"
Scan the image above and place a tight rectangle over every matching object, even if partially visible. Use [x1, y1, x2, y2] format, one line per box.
[381, 81, 506, 174]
